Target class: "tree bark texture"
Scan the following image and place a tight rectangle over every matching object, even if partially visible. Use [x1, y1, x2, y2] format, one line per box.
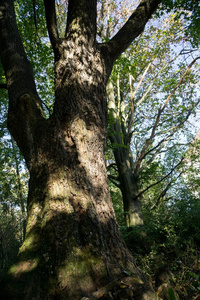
[0, 0, 161, 298]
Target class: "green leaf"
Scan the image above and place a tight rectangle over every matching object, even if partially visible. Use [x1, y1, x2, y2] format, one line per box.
[168, 287, 176, 300]
[189, 272, 199, 280]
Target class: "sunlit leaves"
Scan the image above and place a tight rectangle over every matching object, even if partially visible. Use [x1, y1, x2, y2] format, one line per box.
[160, 0, 200, 46]
[107, 8, 200, 209]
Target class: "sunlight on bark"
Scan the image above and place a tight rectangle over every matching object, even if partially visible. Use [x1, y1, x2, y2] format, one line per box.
[8, 258, 39, 277]
[26, 203, 42, 234]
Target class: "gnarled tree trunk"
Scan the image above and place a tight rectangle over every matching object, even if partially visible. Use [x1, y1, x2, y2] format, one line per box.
[6, 95, 142, 299]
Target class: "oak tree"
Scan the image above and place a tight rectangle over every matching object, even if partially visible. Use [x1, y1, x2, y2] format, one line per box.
[0, 0, 161, 299]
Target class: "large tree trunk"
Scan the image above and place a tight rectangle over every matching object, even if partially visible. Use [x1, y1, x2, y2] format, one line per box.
[5, 110, 141, 299]
[1, 28, 150, 300]
[4, 96, 148, 299]
[0, 0, 161, 298]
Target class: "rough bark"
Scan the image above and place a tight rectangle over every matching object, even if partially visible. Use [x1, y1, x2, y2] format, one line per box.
[0, 0, 161, 298]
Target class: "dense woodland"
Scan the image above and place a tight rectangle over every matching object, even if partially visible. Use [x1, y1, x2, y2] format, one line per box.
[0, 0, 200, 299]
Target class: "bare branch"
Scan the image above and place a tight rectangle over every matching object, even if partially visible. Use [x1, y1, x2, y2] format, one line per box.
[132, 63, 152, 103]
[135, 61, 169, 108]
[135, 107, 162, 174]
[142, 134, 174, 162]
[151, 171, 183, 210]
[142, 105, 197, 163]
[107, 163, 118, 172]
[136, 158, 184, 199]
[108, 175, 120, 188]
[140, 103, 198, 168]
[152, 181, 172, 208]
[127, 62, 152, 136]
[180, 48, 198, 55]
[33, 0, 38, 33]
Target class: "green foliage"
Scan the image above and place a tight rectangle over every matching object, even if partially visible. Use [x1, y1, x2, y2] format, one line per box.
[168, 288, 176, 300]
[160, 0, 200, 46]
[0, 205, 21, 278]
[0, 133, 28, 272]
[0, 79, 28, 278]
[118, 188, 200, 299]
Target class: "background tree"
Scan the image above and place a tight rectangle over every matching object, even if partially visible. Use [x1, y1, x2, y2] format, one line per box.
[0, 0, 162, 299]
[106, 12, 200, 226]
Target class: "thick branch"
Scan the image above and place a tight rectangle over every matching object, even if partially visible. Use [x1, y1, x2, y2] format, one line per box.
[107, 80, 123, 146]
[65, 0, 97, 45]
[0, 0, 41, 109]
[43, 0, 59, 56]
[100, 0, 161, 62]
[0, 0, 44, 167]
[108, 175, 120, 188]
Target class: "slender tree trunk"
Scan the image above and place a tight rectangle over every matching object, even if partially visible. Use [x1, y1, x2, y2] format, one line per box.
[112, 144, 144, 227]
[107, 81, 144, 227]
[120, 172, 144, 228]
